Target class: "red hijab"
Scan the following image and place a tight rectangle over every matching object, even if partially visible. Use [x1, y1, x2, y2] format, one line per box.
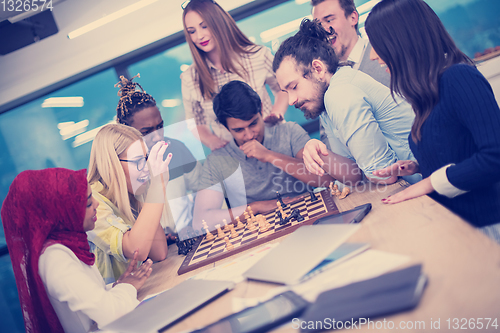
[1, 168, 95, 333]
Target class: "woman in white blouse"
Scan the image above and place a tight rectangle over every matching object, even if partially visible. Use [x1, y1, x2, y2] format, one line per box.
[1, 168, 152, 333]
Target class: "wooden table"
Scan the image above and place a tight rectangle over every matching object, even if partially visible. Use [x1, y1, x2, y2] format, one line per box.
[138, 180, 500, 332]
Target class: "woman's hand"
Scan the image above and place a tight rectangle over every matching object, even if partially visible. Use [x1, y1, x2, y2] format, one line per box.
[302, 139, 329, 176]
[382, 177, 434, 204]
[148, 141, 173, 185]
[114, 250, 153, 291]
[373, 160, 420, 178]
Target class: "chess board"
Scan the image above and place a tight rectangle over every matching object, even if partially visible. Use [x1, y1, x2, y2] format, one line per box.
[178, 189, 339, 275]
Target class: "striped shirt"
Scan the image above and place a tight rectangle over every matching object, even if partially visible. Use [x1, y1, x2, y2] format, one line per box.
[180, 46, 280, 142]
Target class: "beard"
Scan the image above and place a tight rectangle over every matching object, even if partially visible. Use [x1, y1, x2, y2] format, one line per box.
[337, 44, 348, 60]
[295, 79, 329, 120]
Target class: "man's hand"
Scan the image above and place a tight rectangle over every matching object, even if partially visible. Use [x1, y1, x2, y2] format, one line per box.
[249, 196, 298, 214]
[205, 135, 229, 151]
[263, 113, 284, 125]
[381, 177, 433, 204]
[373, 160, 420, 178]
[302, 139, 329, 176]
[240, 140, 270, 162]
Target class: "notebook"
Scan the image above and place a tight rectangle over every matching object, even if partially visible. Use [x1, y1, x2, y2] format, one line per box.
[300, 264, 427, 332]
[243, 224, 361, 285]
[100, 279, 235, 333]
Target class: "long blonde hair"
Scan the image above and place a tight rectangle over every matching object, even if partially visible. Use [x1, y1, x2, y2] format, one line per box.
[87, 124, 144, 223]
[182, 0, 259, 100]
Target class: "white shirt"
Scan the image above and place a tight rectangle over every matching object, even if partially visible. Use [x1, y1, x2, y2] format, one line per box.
[39, 244, 139, 333]
[347, 37, 369, 70]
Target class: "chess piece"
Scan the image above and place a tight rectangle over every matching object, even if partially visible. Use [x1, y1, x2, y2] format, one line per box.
[277, 210, 284, 224]
[276, 191, 287, 208]
[334, 184, 341, 196]
[280, 214, 291, 225]
[222, 218, 229, 231]
[229, 224, 238, 238]
[247, 217, 256, 231]
[243, 211, 250, 223]
[216, 224, 225, 239]
[224, 237, 234, 251]
[248, 206, 256, 223]
[309, 190, 318, 202]
[202, 220, 214, 241]
[277, 201, 287, 219]
[235, 216, 245, 229]
[281, 207, 288, 219]
[338, 187, 350, 199]
[289, 208, 305, 222]
[257, 215, 269, 232]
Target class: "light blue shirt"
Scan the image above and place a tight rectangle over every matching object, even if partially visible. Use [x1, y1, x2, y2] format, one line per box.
[320, 66, 421, 184]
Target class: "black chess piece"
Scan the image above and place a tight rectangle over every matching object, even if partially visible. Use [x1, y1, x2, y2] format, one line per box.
[276, 191, 287, 208]
[309, 190, 318, 202]
[279, 210, 292, 225]
[277, 210, 284, 223]
[290, 208, 305, 222]
[176, 239, 188, 255]
[280, 215, 292, 225]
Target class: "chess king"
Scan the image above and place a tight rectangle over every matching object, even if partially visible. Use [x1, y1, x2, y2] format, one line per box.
[192, 80, 361, 231]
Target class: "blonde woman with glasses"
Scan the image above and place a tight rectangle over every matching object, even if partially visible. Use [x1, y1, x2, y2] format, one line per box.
[181, 0, 288, 151]
[87, 124, 172, 283]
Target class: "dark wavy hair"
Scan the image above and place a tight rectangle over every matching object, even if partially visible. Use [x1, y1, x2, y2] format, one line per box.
[114, 74, 156, 126]
[272, 18, 339, 77]
[213, 80, 262, 128]
[365, 0, 473, 142]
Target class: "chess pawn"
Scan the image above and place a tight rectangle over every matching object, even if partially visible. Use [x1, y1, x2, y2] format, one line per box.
[252, 216, 259, 230]
[248, 206, 256, 222]
[215, 224, 225, 239]
[222, 218, 229, 231]
[258, 215, 269, 232]
[202, 220, 214, 240]
[229, 224, 238, 238]
[281, 206, 287, 219]
[243, 211, 250, 223]
[235, 216, 245, 229]
[224, 237, 234, 251]
[247, 217, 256, 231]
[338, 187, 350, 199]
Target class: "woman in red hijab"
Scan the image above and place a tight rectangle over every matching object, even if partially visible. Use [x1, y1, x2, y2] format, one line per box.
[1, 168, 153, 333]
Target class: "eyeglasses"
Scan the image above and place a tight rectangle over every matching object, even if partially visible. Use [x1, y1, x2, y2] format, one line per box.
[119, 154, 149, 171]
[181, 0, 216, 10]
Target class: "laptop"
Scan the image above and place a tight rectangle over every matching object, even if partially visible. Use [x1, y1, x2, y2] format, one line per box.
[243, 224, 361, 285]
[100, 279, 235, 333]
